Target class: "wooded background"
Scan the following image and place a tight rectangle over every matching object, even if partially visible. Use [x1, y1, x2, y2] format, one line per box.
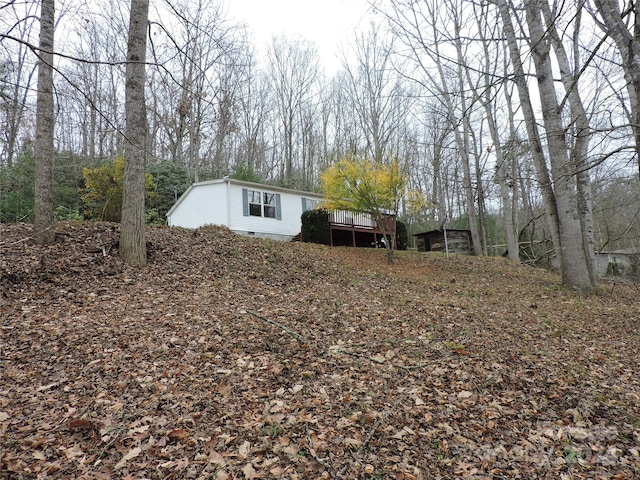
[1, 0, 638, 271]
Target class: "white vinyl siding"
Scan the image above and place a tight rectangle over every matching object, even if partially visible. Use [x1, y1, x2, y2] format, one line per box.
[166, 182, 227, 228]
[234, 187, 297, 237]
[167, 179, 322, 240]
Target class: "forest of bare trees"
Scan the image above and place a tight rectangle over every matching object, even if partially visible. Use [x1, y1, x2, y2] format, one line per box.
[1, 0, 639, 289]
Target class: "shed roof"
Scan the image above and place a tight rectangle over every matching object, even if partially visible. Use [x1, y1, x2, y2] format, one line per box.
[413, 229, 471, 236]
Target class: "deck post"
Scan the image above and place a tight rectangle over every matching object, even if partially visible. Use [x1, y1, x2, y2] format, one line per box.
[443, 227, 449, 258]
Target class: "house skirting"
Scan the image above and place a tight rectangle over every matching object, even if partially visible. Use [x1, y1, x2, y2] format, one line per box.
[233, 230, 295, 242]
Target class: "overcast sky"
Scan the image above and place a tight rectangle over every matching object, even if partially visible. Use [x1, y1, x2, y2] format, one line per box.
[226, 0, 374, 73]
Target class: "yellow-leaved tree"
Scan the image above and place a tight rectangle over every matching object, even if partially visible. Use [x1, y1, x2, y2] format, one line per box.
[82, 156, 156, 222]
[320, 157, 407, 264]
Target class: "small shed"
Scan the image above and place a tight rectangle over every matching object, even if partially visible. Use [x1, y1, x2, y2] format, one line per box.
[594, 249, 639, 278]
[414, 229, 474, 255]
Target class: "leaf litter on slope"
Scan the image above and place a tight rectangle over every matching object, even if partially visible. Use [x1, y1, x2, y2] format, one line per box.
[1, 222, 639, 479]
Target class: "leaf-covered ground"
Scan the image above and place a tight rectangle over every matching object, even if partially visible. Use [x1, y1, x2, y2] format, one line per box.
[1, 222, 639, 480]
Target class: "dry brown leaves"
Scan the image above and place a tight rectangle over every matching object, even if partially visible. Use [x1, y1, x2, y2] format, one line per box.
[1, 222, 639, 479]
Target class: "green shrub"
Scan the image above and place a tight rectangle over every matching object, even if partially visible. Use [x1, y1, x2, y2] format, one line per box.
[147, 161, 189, 221]
[0, 146, 35, 223]
[396, 219, 408, 250]
[54, 205, 83, 221]
[301, 208, 330, 245]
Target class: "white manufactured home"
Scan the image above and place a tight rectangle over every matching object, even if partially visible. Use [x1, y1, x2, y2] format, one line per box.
[166, 178, 323, 241]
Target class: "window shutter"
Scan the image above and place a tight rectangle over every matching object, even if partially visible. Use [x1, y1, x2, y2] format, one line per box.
[242, 188, 249, 216]
[275, 193, 282, 220]
[302, 198, 307, 212]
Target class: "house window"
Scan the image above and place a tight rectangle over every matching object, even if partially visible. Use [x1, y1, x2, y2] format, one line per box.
[242, 188, 282, 220]
[263, 193, 276, 218]
[302, 198, 320, 211]
[247, 189, 262, 217]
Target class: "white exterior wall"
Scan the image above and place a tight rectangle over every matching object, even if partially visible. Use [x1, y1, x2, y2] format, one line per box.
[166, 179, 323, 241]
[594, 252, 634, 277]
[167, 180, 228, 228]
[228, 183, 314, 240]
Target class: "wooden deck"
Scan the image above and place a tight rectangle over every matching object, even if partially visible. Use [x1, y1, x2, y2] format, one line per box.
[328, 210, 395, 247]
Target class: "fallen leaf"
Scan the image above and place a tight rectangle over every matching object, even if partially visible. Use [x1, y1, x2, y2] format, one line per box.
[167, 428, 189, 442]
[270, 466, 284, 475]
[567, 427, 590, 441]
[209, 450, 227, 467]
[283, 444, 299, 455]
[68, 418, 94, 431]
[344, 438, 363, 447]
[127, 424, 151, 436]
[238, 440, 251, 459]
[242, 462, 257, 479]
[114, 446, 142, 470]
[33, 451, 47, 460]
[61, 446, 85, 460]
[397, 472, 417, 480]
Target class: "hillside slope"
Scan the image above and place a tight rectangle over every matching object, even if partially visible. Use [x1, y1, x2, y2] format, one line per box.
[1, 222, 639, 479]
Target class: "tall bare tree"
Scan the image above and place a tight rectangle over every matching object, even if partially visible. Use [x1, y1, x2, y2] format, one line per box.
[385, 0, 484, 254]
[120, 0, 149, 266]
[34, 0, 55, 245]
[0, 1, 39, 168]
[147, 0, 246, 181]
[524, 0, 594, 291]
[540, 0, 597, 284]
[592, 0, 640, 180]
[493, 0, 562, 260]
[343, 24, 407, 164]
[266, 36, 320, 186]
[469, 2, 520, 262]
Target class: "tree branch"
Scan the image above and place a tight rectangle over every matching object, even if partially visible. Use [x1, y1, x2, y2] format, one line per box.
[246, 310, 309, 344]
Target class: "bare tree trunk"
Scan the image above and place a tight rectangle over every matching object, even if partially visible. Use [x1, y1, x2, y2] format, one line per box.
[2, 53, 36, 168]
[494, 0, 562, 265]
[451, 30, 482, 255]
[525, 1, 593, 292]
[501, 79, 521, 263]
[471, 66, 519, 260]
[343, 26, 406, 166]
[467, 5, 518, 262]
[541, 0, 597, 285]
[470, 4, 519, 261]
[429, 113, 450, 226]
[120, 0, 149, 266]
[0, 2, 39, 168]
[34, 0, 55, 245]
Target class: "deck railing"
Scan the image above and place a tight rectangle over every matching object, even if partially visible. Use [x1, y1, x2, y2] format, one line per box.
[328, 209, 377, 229]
